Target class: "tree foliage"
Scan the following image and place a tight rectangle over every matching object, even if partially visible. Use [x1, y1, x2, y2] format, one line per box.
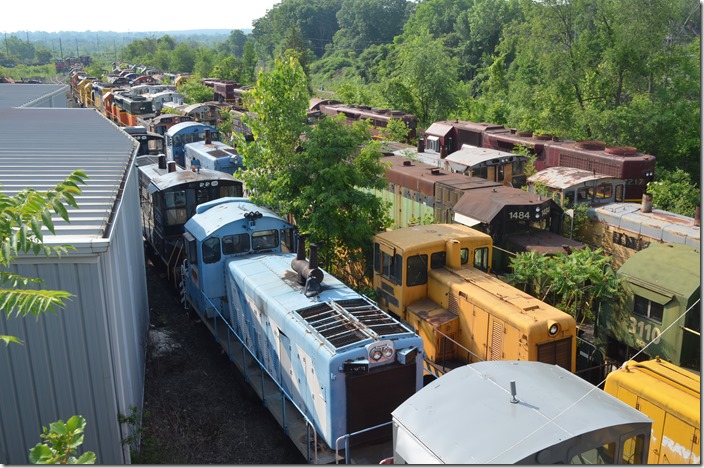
[177, 76, 213, 104]
[29, 415, 96, 464]
[235, 50, 389, 282]
[647, 168, 700, 217]
[505, 247, 621, 324]
[0, 170, 88, 346]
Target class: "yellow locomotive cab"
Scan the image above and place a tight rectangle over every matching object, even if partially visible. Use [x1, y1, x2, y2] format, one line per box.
[605, 358, 701, 464]
[373, 224, 577, 375]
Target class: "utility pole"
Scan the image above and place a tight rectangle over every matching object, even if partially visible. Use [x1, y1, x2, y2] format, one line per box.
[59, 37, 63, 60]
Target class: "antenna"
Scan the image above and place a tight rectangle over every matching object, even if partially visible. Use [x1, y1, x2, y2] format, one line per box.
[510, 380, 519, 403]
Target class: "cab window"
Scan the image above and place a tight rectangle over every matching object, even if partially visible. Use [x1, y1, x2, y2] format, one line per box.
[474, 247, 489, 271]
[202, 237, 221, 264]
[407, 255, 428, 287]
[222, 233, 250, 255]
[252, 229, 278, 251]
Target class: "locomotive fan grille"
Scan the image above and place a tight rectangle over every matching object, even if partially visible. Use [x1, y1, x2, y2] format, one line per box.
[296, 298, 408, 349]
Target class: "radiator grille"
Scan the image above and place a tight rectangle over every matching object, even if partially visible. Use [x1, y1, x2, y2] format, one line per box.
[296, 298, 408, 349]
[537, 337, 573, 371]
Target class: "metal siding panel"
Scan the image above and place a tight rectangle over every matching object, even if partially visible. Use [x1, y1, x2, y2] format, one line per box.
[0, 100, 147, 464]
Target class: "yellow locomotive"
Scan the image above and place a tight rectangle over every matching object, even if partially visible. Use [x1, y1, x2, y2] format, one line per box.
[605, 358, 700, 464]
[373, 224, 577, 375]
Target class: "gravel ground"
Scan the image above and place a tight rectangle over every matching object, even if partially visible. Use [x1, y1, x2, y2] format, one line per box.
[136, 259, 306, 464]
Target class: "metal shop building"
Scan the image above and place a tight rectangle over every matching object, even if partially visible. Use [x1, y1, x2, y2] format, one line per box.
[0, 83, 149, 463]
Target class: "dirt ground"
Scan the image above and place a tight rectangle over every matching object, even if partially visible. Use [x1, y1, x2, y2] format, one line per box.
[137, 259, 306, 464]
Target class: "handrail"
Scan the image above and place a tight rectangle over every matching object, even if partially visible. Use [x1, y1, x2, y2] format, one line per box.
[335, 421, 392, 464]
[196, 288, 321, 463]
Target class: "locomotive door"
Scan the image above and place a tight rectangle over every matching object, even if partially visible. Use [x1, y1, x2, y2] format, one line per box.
[345, 364, 416, 446]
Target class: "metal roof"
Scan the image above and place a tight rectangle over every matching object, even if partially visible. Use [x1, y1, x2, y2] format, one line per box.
[618, 243, 700, 299]
[0, 106, 137, 245]
[424, 122, 454, 137]
[229, 253, 412, 352]
[588, 202, 700, 247]
[528, 166, 622, 189]
[444, 145, 518, 169]
[392, 361, 652, 464]
[0, 83, 69, 108]
[453, 185, 555, 224]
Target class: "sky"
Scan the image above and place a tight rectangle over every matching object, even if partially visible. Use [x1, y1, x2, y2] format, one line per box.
[1, 0, 281, 34]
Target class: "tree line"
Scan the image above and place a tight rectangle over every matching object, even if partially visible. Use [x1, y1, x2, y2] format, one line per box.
[2, 0, 699, 212]
[125, 0, 700, 203]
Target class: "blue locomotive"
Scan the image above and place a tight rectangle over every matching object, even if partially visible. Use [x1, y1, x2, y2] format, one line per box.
[183, 132, 244, 176]
[180, 198, 424, 462]
[165, 121, 220, 167]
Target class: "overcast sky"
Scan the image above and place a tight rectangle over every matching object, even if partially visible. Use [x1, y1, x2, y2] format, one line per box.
[1, 0, 281, 33]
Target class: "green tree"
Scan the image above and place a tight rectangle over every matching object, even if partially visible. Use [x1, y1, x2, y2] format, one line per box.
[170, 44, 196, 73]
[647, 168, 700, 217]
[0, 171, 95, 463]
[235, 50, 389, 283]
[193, 47, 216, 78]
[177, 76, 213, 104]
[334, 0, 409, 52]
[29, 415, 96, 464]
[506, 247, 621, 324]
[384, 29, 459, 126]
[1, 170, 88, 346]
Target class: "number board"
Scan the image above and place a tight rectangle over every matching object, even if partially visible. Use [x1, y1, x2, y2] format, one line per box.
[505, 202, 552, 221]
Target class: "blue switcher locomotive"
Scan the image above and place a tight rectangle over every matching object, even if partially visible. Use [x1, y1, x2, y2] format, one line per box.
[180, 198, 424, 463]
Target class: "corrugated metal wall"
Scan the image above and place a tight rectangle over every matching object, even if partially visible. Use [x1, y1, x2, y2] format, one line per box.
[0, 94, 150, 463]
[0, 167, 148, 464]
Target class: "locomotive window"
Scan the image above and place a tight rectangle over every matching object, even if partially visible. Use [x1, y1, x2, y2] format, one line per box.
[621, 433, 646, 464]
[374, 243, 380, 273]
[473, 247, 489, 271]
[165, 208, 187, 226]
[196, 188, 210, 206]
[589, 183, 612, 199]
[570, 442, 615, 464]
[165, 190, 186, 208]
[407, 254, 428, 287]
[565, 191, 575, 207]
[430, 251, 446, 269]
[615, 185, 624, 202]
[219, 184, 241, 198]
[512, 159, 525, 175]
[460, 248, 469, 265]
[633, 295, 664, 323]
[202, 237, 221, 264]
[222, 233, 250, 255]
[381, 252, 402, 285]
[576, 187, 590, 203]
[280, 228, 296, 253]
[252, 229, 278, 251]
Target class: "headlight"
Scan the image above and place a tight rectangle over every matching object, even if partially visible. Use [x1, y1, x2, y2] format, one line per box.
[372, 349, 383, 361]
[383, 347, 394, 358]
[548, 321, 559, 336]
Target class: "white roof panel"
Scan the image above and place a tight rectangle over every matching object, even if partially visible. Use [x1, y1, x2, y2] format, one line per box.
[0, 105, 137, 245]
[392, 361, 651, 464]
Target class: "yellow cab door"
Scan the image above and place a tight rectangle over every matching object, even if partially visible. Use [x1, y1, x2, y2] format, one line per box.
[636, 398, 666, 463]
